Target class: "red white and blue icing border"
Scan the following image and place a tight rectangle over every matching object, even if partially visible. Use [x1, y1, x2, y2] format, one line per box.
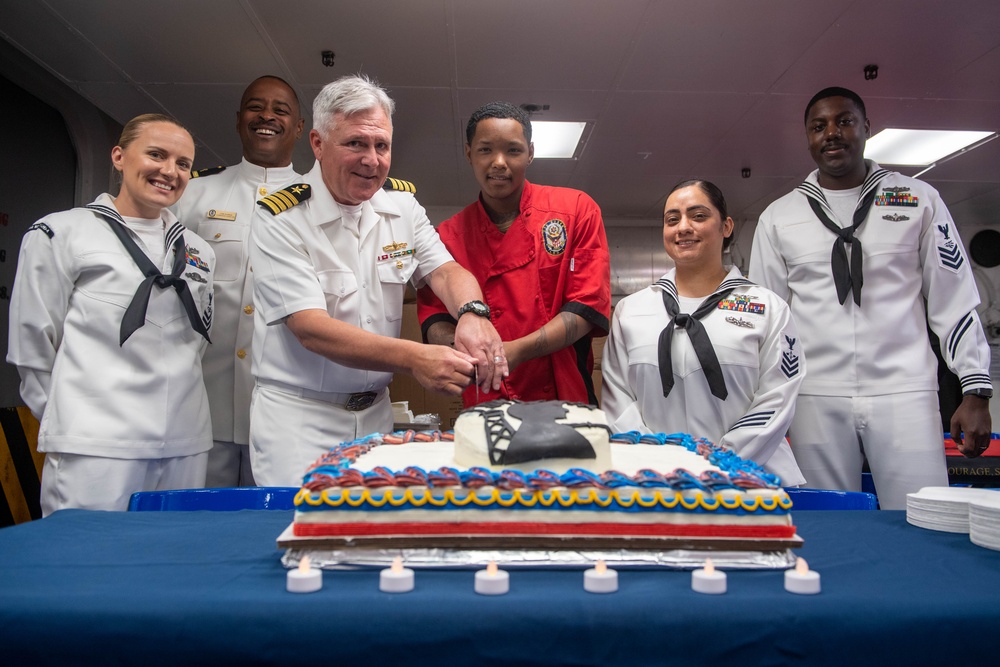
[294, 430, 792, 519]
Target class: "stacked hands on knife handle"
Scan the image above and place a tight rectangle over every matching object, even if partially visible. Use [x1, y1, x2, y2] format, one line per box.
[451, 300, 508, 397]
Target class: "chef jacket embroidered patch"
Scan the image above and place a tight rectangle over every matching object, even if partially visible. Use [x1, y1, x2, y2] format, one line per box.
[935, 222, 965, 272]
[542, 219, 567, 256]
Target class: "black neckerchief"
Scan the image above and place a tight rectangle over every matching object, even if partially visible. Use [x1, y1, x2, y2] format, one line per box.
[796, 167, 890, 306]
[656, 277, 751, 400]
[87, 203, 211, 346]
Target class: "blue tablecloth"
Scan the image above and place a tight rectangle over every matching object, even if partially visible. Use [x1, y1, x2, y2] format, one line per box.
[0, 509, 997, 666]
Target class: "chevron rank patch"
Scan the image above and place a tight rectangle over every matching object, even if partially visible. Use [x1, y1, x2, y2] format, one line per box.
[191, 165, 226, 178]
[935, 222, 965, 272]
[781, 334, 800, 379]
[257, 184, 311, 216]
[383, 177, 416, 194]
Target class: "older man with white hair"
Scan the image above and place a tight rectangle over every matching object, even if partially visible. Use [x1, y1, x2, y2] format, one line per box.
[248, 74, 507, 486]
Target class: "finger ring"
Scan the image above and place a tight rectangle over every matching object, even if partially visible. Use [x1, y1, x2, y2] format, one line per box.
[494, 356, 503, 363]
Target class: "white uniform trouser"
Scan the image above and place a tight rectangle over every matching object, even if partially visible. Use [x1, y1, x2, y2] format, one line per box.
[40, 451, 208, 516]
[205, 441, 255, 488]
[789, 392, 947, 510]
[249, 381, 392, 488]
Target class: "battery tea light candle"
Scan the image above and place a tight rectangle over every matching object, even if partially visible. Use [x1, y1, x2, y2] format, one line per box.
[287, 555, 322, 593]
[379, 556, 415, 593]
[691, 558, 727, 594]
[784, 557, 821, 595]
[474, 560, 510, 595]
[583, 559, 618, 593]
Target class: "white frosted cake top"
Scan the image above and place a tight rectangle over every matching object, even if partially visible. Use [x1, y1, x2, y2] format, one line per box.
[350, 440, 721, 477]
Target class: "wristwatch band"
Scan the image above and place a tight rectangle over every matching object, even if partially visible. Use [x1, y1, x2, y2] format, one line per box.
[964, 387, 993, 399]
[457, 300, 491, 320]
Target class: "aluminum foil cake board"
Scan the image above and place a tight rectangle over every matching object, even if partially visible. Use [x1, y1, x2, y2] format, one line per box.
[277, 522, 802, 570]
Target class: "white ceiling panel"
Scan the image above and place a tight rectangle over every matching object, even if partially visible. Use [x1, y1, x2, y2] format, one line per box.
[0, 0, 997, 227]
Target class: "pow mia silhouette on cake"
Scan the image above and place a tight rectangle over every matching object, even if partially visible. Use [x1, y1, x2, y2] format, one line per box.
[472, 399, 611, 465]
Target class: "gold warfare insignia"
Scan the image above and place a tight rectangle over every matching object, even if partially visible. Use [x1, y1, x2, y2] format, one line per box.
[257, 183, 312, 216]
[542, 219, 568, 256]
[190, 165, 226, 178]
[207, 209, 237, 221]
[383, 177, 416, 194]
[882, 213, 910, 221]
[383, 241, 408, 252]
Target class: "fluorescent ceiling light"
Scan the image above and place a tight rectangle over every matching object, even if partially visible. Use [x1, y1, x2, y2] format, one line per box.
[531, 121, 587, 159]
[864, 129, 995, 166]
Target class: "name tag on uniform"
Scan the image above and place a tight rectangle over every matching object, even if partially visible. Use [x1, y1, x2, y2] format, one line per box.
[206, 209, 237, 221]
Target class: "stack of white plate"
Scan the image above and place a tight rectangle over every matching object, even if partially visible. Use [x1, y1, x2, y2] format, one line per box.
[969, 493, 1000, 551]
[905, 487, 999, 533]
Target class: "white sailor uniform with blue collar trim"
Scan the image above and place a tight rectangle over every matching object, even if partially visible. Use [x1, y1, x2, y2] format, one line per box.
[750, 161, 992, 507]
[8, 192, 215, 455]
[7, 193, 215, 513]
[602, 266, 806, 486]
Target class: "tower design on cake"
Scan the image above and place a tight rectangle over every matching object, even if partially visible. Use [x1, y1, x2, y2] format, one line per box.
[290, 400, 799, 550]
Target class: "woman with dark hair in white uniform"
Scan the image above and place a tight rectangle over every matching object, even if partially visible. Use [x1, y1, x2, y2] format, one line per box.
[602, 180, 805, 485]
[8, 114, 216, 515]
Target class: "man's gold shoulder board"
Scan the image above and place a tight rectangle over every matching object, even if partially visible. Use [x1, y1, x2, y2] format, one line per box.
[191, 165, 226, 178]
[257, 184, 312, 216]
[383, 177, 416, 194]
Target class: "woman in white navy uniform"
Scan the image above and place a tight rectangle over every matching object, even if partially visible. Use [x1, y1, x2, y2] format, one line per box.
[602, 180, 805, 486]
[7, 114, 216, 515]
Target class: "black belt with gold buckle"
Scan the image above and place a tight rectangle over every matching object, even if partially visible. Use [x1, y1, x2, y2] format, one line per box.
[345, 391, 378, 411]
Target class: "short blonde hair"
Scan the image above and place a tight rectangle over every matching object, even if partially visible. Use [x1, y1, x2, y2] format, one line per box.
[117, 113, 189, 150]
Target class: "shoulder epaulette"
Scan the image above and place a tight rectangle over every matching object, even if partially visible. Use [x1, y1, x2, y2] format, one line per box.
[383, 177, 416, 194]
[257, 183, 312, 216]
[190, 165, 226, 178]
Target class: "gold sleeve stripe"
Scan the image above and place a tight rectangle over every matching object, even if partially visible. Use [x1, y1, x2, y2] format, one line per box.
[256, 183, 312, 216]
[384, 177, 416, 194]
